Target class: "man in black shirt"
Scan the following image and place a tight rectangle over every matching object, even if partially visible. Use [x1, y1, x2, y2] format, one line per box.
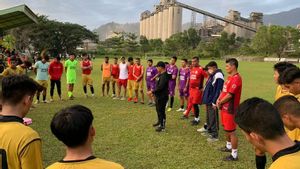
[148, 61, 170, 132]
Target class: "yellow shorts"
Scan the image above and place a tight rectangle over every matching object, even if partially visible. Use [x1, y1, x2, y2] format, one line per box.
[82, 74, 93, 86]
[37, 80, 48, 88]
[102, 76, 111, 84]
[127, 80, 135, 90]
[134, 80, 144, 91]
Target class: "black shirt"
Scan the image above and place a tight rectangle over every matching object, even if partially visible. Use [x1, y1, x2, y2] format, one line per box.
[153, 71, 170, 98]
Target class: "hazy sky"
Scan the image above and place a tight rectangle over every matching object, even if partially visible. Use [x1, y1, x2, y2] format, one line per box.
[0, 0, 300, 30]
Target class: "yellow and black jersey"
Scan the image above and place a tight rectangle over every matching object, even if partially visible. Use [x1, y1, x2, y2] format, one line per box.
[270, 142, 300, 169]
[46, 156, 124, 169]
[0, 115, 43, 169]
[287, 128, 300, 142]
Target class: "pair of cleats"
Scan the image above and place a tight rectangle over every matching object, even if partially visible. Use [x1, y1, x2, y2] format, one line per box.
[219, 146, 238, 161]
[152, 122, 165, 132]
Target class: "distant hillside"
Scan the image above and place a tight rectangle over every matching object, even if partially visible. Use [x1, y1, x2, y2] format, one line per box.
[93, 22, 139, 41]
[264, 8, 300, 26]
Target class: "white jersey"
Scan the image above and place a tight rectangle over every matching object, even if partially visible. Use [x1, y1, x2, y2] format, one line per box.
[119, 63, 128, 80]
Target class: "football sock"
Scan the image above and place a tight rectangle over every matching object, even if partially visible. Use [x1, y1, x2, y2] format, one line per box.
[43, 95, 46, 101]
[226, 141, 232, 149]
[68, 91, 72, 97]
[181, 105, 184, 109]
[194, 117, 200, 121]
[83, 86, 87, 94]
[231, 149, 238, 158]
[37, 95, 40, 101]
[170, 96, 174, 108]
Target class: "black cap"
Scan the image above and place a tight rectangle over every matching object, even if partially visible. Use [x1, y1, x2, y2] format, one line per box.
[155, 61, 165, 68]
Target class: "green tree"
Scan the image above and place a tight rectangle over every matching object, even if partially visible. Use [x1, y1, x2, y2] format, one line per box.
[139, 36, 150, 54]
[1, 34, 16, 50]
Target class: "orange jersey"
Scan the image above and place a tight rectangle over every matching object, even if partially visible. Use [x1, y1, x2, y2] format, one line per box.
[102, 63, 111, 78]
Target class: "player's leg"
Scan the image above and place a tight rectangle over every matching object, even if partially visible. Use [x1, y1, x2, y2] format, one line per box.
[88, 76, 94, 97]
[122, 80, 128, 99]
[140, 82, 144, 104]
[206, 105, 219, 142]
[106, 80, 110, 96]
[133, 81, 139, 103]
[102, 79, 105, 96]
[191, 104, 200, 125]
[116, 80, 121, 99]
[57, 80, 62, 100]
[112, 79, 116, 97]
[50, 80, 55, 101]
[127, 80, 133, 101]
[177, 92, 184, 112]
[42, 82, 47, 103]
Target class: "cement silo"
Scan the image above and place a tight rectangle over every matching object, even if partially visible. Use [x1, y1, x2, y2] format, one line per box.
[162, 7, 169, 41]
[157, 9, 163, 39]
[173, 5, 182, 34]
[168, 6, 175, 38]
[154, 12, 159, 39]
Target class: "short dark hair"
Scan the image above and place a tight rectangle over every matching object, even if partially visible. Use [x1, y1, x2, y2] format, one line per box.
[235, 97, 285, 140]
[69, 53, 76, 56]
[274, 95, 300, 118]
[51, 105, 94, 148]
[135, 57, 141, 61]
[273, 62, 296, 75]
[128, 57, 133, 62]
[279, 67, 300, 85]
[164, 62, 169, 65]
[82, 53, 88, 57]
[114, 57, 118, 60]
[226, 58, 238, 69]
[105, 56, 109, 59]
[182, 59, 188, 63]
[1, 75, 38, 105]
[55, 56, 61, 61]
[147, 59, 153, 63]
[171, 56, 177, 61]
[206, 61, 218, 68]
[192, 56, 199, 61]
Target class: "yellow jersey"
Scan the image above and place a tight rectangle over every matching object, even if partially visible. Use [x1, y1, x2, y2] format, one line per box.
[46, 156, 124, 169]
[269, 142, 300, 169]
[275, 85, 291, 100]
[287, 128, 300, 142]
[0, 115, 43, 169]
[1, 67, 23, 76]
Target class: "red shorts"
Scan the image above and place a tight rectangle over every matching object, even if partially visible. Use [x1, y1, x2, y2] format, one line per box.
[118, 79, 127, 88]
[221, 111, 236, 132]
[189, 88, 202, 104]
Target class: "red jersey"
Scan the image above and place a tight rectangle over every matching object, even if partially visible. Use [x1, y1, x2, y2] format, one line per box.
[111, 64, 120, 79]
[219, 73, 242, 114]
[82, 60, 92, 75]
[133, 65, 143, 80]
[189, 66, 207, 89]
[48, 61, 63, 80]
[128, 64, 135, 80]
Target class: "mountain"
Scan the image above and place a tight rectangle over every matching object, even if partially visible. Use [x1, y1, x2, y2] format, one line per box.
[264, 8, 300, 26]
[93, 22, 139, 41]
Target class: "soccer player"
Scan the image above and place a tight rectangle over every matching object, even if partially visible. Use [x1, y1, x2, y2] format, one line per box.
[34, 55, 50, 103]
[236, 97, 300, 169]
[182, 57, 206, 126]
[199, 61, 224, 142]
[65, 53, 78, 100]
[217, 58, 242, 161]
[166, 56, 178, 112]
[0, 75, 43, 169]
[279, 67, 300, 96]
[274, 95, 300, 141]
[176, 59, 190, 112]
[47, 105, 124, 169]
[81, 53, 95, 97]
[48, 56, 63, 101]
[133, 58, 145, 104]
[1, 56, 22, 77]
[273, 62, 296, 100]
[101, 57, 111, 97]
[111, 57, 120, 98]
[146, 59, 158, 106]
[127, 57, 135, 101]
[116, 56, 128, 100]
[148, 61, 170, 132]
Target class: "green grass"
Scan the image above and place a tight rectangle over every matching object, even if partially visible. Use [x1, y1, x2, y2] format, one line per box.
[28, 59, 279, 169]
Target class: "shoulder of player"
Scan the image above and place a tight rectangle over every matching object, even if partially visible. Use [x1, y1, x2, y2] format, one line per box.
[92, 158, 124, 168]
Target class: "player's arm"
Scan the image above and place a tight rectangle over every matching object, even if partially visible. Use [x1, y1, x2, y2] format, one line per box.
[64, 61, 68, 74]
[138, 66, 144, 80]
[133, 66, 138, 80]
[172, 69, 178, 80]
[20, 139, 43, 169]
[100, 64, 103, 71]
[218, 93, 233, 108]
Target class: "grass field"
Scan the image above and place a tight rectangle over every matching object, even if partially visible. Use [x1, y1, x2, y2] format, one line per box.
[27, 58, 278, 169]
